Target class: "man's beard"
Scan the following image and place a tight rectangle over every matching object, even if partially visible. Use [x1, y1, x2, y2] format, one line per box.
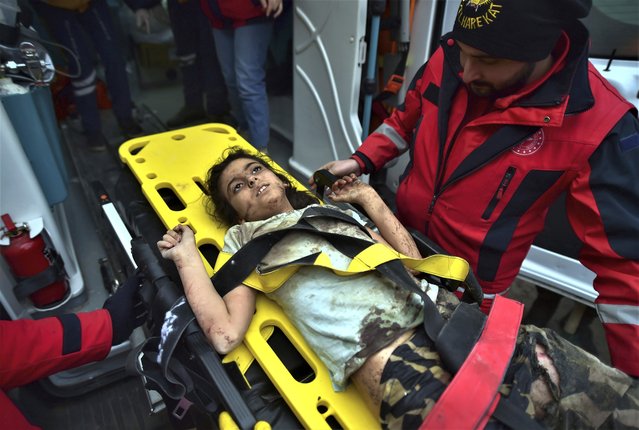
[468, 62, 536, 98]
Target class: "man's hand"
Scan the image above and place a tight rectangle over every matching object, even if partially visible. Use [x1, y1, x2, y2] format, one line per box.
[308, 159, 361, 190]
[103, 272, 147, 345]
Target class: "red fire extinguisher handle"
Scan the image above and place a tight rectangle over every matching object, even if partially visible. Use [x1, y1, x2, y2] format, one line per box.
[1, 214, 17, 232]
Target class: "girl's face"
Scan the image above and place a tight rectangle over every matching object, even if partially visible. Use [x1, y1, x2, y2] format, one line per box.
[219, 158, 294, 223]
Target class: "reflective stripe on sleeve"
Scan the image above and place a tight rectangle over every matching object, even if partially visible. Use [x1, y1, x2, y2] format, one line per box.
[373, 123, 409, 152]
[597, 303, 639, 325]
[74, 85, 97, 97]
[72, 69, 96, 88]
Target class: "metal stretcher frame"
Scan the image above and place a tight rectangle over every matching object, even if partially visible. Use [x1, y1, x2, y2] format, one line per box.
[119, 123, 379, 429]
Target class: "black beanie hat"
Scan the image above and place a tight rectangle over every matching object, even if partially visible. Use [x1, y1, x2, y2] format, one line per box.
[451, 0, 592, 62]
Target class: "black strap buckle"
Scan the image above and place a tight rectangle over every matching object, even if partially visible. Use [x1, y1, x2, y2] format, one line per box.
[312, 169, 338, 197]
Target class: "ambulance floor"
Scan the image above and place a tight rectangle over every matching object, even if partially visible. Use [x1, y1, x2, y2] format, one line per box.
[10, 376, 170, 430]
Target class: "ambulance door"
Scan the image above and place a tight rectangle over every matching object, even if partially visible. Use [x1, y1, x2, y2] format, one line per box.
[289, 0, 368, 178]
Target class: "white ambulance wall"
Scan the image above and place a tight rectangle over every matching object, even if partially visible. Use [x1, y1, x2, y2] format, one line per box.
[290, 0, 368, 179]
[591, 59, 639, 112]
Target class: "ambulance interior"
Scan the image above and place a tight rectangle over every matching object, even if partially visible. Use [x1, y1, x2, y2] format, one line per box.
[0, 0, 637, 428]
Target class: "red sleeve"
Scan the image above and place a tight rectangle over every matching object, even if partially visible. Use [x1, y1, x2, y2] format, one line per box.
[566, 113, 639, 377]
[0, 310, 113, 390]
[356, 61, 429, 173]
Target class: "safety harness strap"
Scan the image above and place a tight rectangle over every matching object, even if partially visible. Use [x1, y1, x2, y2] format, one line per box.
[420, 295, 534, 429]
[126, 297, 198, 401]
[212, 206, 469, 296]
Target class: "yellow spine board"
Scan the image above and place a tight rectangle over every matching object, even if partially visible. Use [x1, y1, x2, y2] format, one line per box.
[119, 124, 380, 429]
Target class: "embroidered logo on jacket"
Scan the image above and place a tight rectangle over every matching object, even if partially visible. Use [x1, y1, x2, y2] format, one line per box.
[512, 129, 544, 156]
[457, 0, 502, 29]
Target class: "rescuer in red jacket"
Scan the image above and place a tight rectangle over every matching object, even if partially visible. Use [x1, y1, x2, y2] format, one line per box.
[0, 274, 146, 429]
[312, 0, 639, 377]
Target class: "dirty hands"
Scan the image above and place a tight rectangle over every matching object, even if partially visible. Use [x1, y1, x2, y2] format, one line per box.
[308, 159, 361, 190]
[135, 9, 151, 34]
[260, 0, 283, 18]
[328, 173, 374, 207]
[157, 224, 199, 265]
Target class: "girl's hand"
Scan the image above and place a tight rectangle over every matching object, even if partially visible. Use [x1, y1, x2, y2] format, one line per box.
[328, 174, 374, 206]
[157, 224, 198, 262]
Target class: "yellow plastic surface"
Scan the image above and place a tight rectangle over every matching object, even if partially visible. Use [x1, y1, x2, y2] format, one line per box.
[119, 124, 380, 430]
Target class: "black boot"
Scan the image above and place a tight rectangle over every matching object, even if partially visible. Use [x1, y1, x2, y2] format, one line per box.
[117, 117, 143, 138]
[85, 131, 108, 152]
[166, 105, 207, 128]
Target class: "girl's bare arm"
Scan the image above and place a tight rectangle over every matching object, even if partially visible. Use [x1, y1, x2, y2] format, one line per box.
[158, 224, 256, 354]
[329, 175, 420, 259]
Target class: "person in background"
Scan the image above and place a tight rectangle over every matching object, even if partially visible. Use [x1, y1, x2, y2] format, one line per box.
[32, 0, 153, 151]
[311, 0, 639, 377]
[164, 0, 231, 129]
[0, 274, 146, 429]
[200, 0, 284, 153]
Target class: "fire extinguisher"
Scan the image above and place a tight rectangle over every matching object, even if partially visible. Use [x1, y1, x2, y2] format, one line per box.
[0, 213, 70, 308]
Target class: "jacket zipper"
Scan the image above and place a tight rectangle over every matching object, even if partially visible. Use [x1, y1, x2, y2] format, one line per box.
[481, 166, 516, 220]
[428, 111, 469, 215]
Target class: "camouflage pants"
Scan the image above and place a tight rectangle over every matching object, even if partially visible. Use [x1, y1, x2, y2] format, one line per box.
[379, 291, 639, 429]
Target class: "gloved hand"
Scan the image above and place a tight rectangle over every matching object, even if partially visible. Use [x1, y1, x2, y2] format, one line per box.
[103, 272, 147, 345]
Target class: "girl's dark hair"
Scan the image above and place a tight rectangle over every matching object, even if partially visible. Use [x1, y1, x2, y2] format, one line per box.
[205, 146, 319, 225]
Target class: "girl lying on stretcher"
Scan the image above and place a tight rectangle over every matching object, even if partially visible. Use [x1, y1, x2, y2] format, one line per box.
[158, 147, 638, 430]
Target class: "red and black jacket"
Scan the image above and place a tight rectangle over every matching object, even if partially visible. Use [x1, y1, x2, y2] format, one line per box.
[0, 311, 113, 429]
[353, 21, 639, 377]
[200, 0, 267, 29]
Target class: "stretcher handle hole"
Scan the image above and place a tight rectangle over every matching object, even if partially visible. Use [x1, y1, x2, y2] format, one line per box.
[316, 403, 342, 429]
[157, 186, 186, 211]
[128, 141, 147, 155]
[203, 126, 231, 134]
[198, 243, 219, 269]
[265, 326, 316, 384]
[194, 179, 209, 195]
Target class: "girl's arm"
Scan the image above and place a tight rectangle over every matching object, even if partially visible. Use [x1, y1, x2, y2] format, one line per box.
[158, 224, 256, 354]
[329, 174, 421, 259]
